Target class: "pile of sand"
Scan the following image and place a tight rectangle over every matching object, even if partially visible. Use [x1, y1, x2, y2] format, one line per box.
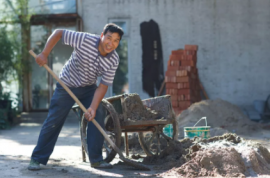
[177, 99, 261, 138]
[167, 147, 247, 177]
[142, 134, 270, 177]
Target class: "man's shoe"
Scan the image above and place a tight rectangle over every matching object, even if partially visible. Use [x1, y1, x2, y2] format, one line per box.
[91, 161, 113, 169]
[28, 159, 41, 170]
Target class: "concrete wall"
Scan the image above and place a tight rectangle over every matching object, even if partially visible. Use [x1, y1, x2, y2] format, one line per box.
[79, 0, 270, 106]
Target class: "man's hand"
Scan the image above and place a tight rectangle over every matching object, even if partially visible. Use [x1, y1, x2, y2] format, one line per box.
[84, 107, 96, 122]
[85, 83, 108, 122]
[34, 29, 63, 67]
[35, 52, 48, 66]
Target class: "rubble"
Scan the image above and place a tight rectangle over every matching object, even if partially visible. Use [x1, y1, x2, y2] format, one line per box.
[141, 134, 270, 177]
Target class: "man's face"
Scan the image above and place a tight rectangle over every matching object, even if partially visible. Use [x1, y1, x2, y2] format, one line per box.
[100, 31, 121, 54]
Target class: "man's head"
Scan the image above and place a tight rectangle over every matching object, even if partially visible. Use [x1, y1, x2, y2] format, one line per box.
[99, 23, 124, 56]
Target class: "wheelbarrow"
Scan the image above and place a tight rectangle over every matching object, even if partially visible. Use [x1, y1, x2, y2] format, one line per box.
[72, 94, 178, 162]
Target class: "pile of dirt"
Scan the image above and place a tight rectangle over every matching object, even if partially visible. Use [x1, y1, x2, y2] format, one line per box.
[177, 99, 261, 138]
[140, 133, 270, 177]
[169, 147, 247, 177]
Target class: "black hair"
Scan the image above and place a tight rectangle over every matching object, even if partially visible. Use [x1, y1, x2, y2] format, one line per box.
[103, 23, 124, 40]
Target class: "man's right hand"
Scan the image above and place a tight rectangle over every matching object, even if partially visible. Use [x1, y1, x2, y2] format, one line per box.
[35, 52, 48, 66]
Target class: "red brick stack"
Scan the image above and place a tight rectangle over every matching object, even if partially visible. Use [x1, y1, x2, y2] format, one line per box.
[165, 45, 201, 116]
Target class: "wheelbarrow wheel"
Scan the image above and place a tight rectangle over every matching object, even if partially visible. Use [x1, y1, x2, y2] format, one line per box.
[80, 99, 122, 163]
[138, 119, 178, 156]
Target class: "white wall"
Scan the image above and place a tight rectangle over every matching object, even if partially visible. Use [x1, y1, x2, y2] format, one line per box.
[80, 0, 270, 106]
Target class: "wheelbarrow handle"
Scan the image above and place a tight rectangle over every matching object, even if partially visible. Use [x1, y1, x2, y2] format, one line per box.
[29, 50, 120, 154]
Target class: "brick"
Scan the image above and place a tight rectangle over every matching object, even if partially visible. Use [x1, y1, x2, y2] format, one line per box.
[178, 95, 185, 101]
[177, 76, 191, 83]
[177, 82, 190, 89]
[171, 100, 178, 107]
[166, 82, 192, 89]
[183, 82, 190, 88]
[171, 49, 185, 55]
[169, 54, 185, 61]
[184, 45, 198, 51]
[180, 66, 192, 71]
[170, 95, 178, 101]
[186, 55, 196, 61]
[184, 50, 197, 56]
[178, 94, 197, 101]
[165, 71, 176, 77]
[179, 82, 190, 89]
[177, 89, 192, 95]
[173, 54, 186, 60]
[175, 70, 198, 77]
[166, 89, 177, 95]
[176, 70, 187, 77]
[165, 76, 171, 82]
[166, 83, 177, 89]
[176, 83, 184, 89]
[169, 55, 179, 61]
[178, 101, 192, 108]
[167, 65, 196, 72]
[167, 66, 180, 71]
[170, 60, 181, 66]
[165, 76, 192, 83]
[180, 60, 195, 66]
[185, 94, 191, 101]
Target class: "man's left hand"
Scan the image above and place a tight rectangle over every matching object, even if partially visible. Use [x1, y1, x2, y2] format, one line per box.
[85, 107, 96, 121]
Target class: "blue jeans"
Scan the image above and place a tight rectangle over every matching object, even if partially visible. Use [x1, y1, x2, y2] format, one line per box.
[31, 83, 105, 164]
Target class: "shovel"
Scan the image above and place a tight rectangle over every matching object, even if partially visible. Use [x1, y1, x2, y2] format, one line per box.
[29, 50, 150, 171]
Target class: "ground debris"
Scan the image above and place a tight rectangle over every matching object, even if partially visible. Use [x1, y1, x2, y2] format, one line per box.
[172, 147, 246, 178]
[139, 133, 270, 177]
[143, 140, 186, 169]
[197, 133, 242, 144]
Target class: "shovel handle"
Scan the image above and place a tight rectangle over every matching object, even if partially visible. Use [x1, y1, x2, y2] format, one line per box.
[29, 50, 121, 154]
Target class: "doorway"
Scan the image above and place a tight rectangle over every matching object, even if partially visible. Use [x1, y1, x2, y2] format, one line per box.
[30, 25, 75, 110]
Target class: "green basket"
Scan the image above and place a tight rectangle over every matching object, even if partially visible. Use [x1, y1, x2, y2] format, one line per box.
[184, 117, 210, 139]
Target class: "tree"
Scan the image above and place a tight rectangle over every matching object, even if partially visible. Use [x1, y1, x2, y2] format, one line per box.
[0, 0, 32, 111]
[0, 27, 15, 98]
[0, 27, 15, 84]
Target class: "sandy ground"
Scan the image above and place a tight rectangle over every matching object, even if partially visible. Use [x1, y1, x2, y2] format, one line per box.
[0, 112, 165, 178]
[1, 111, 270, 178]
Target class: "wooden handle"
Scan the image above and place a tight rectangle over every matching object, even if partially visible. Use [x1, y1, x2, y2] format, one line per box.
[199, 82, 209, 99]
[158, 80, 165, 96]
[29, 50, 120, 154]
[29, 50, 88, 113]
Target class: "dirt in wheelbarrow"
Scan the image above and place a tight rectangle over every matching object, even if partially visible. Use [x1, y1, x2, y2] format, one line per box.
[140, 133, 270, 177]
[118, 93, 160, 123]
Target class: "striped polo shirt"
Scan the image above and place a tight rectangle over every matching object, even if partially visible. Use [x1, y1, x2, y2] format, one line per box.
[59, 30, 119, 87]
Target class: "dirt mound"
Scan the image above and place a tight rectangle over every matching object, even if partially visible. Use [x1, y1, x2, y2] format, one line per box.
[177, 99, 261, 137]
[141, 133, 270, 177]
[172, 147, 246, 177]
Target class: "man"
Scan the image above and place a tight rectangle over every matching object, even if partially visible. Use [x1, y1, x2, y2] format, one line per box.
[28, 23, 124, 170]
